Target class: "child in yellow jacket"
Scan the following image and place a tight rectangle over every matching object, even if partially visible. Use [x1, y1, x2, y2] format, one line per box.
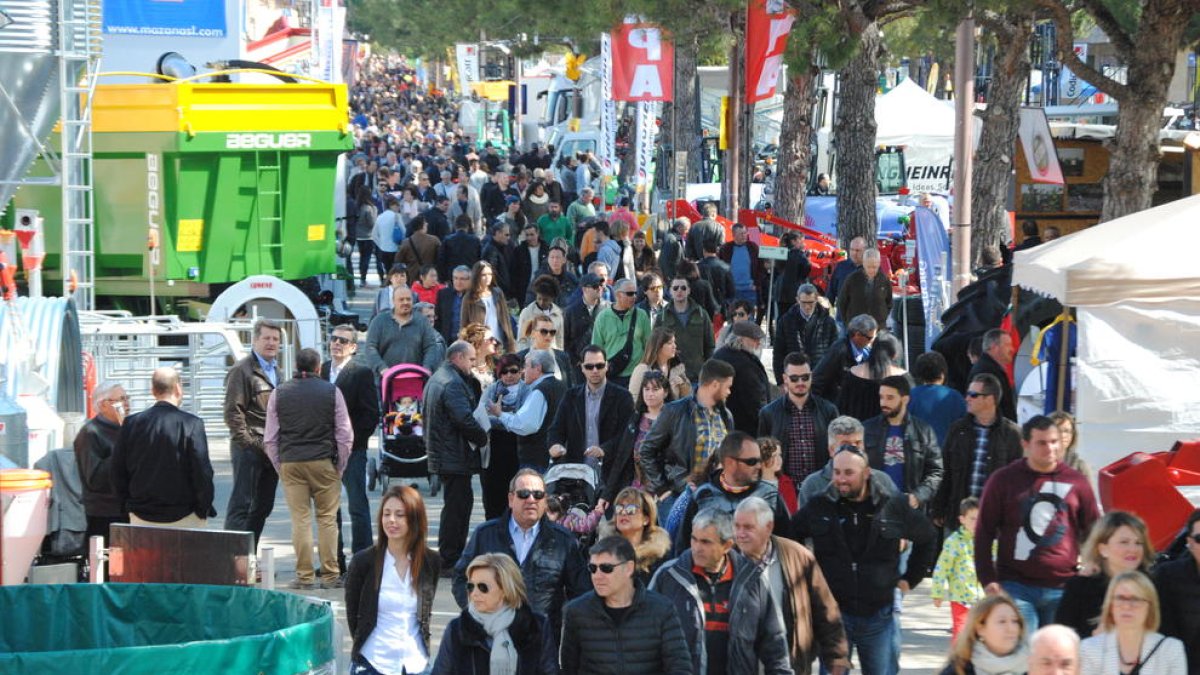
[932, 497, 986, 640]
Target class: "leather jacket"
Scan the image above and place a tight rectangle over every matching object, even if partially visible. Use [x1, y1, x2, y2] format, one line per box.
[638, 395, 735, 496]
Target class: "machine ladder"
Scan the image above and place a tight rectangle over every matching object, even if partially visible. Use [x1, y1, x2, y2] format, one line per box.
[255, 150, 286, 277]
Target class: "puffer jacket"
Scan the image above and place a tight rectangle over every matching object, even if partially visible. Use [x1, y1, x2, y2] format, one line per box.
[424, 362, 488, 476]
[757, 393, 839, 481]
[649, 550, 793, 675]
[560, 581, 693, 675]
[790, 477, 937, 617]
[430, 603, 558, 675]
[223, 354, 275, 452]
[452, 512, 591, 640]
[862, 413, 944, 508]
[637, 395, 735, 496]
[772, 304, 839, 384]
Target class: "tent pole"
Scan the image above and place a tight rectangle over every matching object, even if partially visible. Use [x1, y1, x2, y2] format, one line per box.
[1055, 307, 1071, 413]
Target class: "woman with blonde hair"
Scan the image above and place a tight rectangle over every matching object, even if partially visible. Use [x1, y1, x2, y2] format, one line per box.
[595, 487, 671, 584]
[1080, 571, 1187, 675]
[1055, 511, 1156, 638]
[432, 553, 558, 674]
[939, 594, 1029, 675]
[458, 322, 500, 389]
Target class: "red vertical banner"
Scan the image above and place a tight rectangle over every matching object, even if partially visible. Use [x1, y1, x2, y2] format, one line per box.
[744, 0, 796, 104]
[611, 23, 674, 102]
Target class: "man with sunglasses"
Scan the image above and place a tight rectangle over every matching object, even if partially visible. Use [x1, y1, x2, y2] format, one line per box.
[591, 279, 652, 388]
[650, 508, 792, 674]
[812, 313, 878, 402]
[674, 431, 791, 554]
[760, 352, 840, 498]
[653, 274, 715, 383]
[453, 468, 591, 643]
[320, 325, 380, 566]
[563, 272, 609, 368]
[547, 345, 634, 466]
[931, 373, 1022, 530]
[790, 445, 937, 675]
[561, 536, 692, 674]
[1153, 508, 1200, 673]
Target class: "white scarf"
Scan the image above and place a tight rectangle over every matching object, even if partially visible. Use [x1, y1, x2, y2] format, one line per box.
[468, 604, 518, 675]
[971, 641, 1031, 675]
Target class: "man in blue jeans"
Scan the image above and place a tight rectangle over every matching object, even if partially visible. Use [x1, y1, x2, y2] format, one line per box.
[321, 324, 380, 569]
[974, 415, 1100, 632]
[790, 447, 937, 675]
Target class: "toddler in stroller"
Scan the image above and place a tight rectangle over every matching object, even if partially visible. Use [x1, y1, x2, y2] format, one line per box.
[368, 364, 432, 492]
[545, 462, 602, 543]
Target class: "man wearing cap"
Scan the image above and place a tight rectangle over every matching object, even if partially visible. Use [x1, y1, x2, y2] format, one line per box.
[496, 194, 527, 238]
[563, 272, 610, 368]
[711, 320, 771, 435]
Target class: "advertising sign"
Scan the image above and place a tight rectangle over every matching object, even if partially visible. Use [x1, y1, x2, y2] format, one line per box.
[913, 206, 949, 351]
[599, 33, 618, 175]
[745, 0, 796, 104]
[635, 101, 658, 188]
[103, 0, 228, 38]
[611, 22, 674, 102]
[1059, 42, 1089, 102]
[455, 44, 481, 95]
[1018, 107, 1065, 185]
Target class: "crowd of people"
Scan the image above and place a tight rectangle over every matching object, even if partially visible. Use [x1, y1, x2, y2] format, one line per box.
[66, 61, 1200, 675]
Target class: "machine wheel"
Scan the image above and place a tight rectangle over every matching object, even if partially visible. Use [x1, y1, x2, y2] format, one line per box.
[367, 457, 379, 492]
[380, 474, 391, 492]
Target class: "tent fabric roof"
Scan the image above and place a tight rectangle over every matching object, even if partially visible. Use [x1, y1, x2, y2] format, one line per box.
[1013, 194, 1200, 306]
[874, 79, 957, 147]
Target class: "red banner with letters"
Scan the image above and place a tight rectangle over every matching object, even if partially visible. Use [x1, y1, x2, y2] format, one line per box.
[610, 22, 674, 102]
[745, 0, 796, 104]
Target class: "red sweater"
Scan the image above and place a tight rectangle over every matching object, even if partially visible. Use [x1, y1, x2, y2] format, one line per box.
[974, 458, 1100, 589]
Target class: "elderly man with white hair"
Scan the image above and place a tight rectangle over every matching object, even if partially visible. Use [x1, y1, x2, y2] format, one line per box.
[74, 380, 131, 539]
[836, 247, 892, 326]
[734, 496, 850, 675]
[1028, 624, 1081, 675]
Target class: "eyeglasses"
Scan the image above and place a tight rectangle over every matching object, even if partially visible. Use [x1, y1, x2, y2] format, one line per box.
[466, 582, 491, 594]
[618, 290, 636, 297]
[1113, 595, 1150, 606]
[330, 335, 354, 345]
[1189, 533, 1200, 544]
[107, 395, 130, 404]
[671, 285, 689, 291]
[729, 456, 763, 467]
[501, 367, 521, 375]
[614, 503, 641, 516]
[647, 286, 663, 292]
[965, 391, 990, 398]
[513, 489, 546, 500]
[587, 561, 631, 575]
[582, 363, 606, 371]
[538, 328, 558, 335]
[786, 373, 812, 383]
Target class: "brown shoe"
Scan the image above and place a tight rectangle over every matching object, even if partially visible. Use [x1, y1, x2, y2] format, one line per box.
[320, 577, 344, 590]
[288, 578, 316, 590]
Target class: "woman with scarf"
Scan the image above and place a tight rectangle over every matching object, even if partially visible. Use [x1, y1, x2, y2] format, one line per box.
[939, 594, 1030, 675]
[432, 553, 558, 675]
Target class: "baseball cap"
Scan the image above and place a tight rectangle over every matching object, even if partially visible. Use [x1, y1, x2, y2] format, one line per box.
[730, 320, 765, 341]
[580, 273, 604, 287]
[505, 195, 521, 205]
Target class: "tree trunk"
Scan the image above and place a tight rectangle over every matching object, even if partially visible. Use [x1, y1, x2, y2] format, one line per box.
[662, 38, 701, 185]
[775, 67, 819, 224]
[971, 11, 1033, 265]
[834, 23, 884, 247]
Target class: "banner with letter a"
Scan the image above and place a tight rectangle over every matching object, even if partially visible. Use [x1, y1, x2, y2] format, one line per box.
[745, 0, 796, 104]
[611, 22, 674, 102]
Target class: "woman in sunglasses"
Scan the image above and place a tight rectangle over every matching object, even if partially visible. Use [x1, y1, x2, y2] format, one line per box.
[459, 322, 500, 390]
[432, 553, 558, 675]
[628, 327, 692, 404]
[476, 354, 525, 520]
[1079, 571, 1187, 675]
[595, 487, 671, 585]
[346, 484, 439, 675]
[715, 299, 756, 347]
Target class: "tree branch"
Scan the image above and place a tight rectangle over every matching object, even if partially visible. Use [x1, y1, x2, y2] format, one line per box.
[1035, 0, 1131, 101]
[1074, 0, 1136, 58]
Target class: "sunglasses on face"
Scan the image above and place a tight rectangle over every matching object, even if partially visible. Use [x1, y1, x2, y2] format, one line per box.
[582, 363, 606, 371]
[618, 290, 636, 297]
[466, 582, 491, 594]
[538, 328, 558, 335]
[587, 561, 630, 575]
[330, 335, 355, 345]
[513, 489, 546, 500]
[1190, 533, 1200, 544]
[966, 391, 989, 398]
[615, 503, 641, 516]
[786, 373, 812, 383]
[730, 456, 762, 467]
[671, 285, 688, 291]
[647, 286, 663, 292]
[501, 367, 521, 375]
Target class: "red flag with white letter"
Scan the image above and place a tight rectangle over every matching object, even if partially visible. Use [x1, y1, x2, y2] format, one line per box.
[611, 22, 674, 102]
[745, 0, 796, 104]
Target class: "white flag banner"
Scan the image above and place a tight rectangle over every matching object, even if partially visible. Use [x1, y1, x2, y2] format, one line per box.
[599, 33, 618, 176]
[455, 44, 481, 95]
[635, 101, 658, 189]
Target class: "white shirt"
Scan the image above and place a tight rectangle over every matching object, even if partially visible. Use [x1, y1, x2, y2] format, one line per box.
[497, 374, 550, 436]
[361, 550, 428, 675]
[508, 516, 541, 565]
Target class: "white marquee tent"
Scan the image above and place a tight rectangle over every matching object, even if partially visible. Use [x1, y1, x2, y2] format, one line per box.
[1013, 194, 1200, 472]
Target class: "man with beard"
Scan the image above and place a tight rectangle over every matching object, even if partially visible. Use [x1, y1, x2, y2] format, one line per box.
[711, 321, 770, 436]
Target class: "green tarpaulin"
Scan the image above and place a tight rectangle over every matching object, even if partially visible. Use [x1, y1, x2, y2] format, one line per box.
[0, 583, 333, 674]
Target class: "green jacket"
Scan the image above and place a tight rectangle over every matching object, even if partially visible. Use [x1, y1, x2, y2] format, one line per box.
[537, 214, 573, 246]
[654, 301, 714, 381]
[591, 306, 652, 378]
[566, 200, 596, 227]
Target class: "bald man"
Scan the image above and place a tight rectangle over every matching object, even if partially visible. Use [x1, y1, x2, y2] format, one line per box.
[111, 367, 216, 529]
[1028, 625, 1080, 675]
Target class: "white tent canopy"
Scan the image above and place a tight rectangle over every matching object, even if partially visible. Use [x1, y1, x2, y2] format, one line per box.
[874, 79, 956, 148]
[1013, 195, 1200, 472]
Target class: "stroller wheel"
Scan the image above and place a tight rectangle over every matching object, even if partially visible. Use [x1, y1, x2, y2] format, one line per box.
[367, 457, 379, 492]
[381, 474, 391, 491]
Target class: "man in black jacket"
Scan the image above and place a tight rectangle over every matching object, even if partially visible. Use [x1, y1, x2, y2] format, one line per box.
[773, 284, 839, 385]
[74, 381, 129, 539]
[437, 214, 482, 280]
[547, 345, 635, 465]
[862, 375, 943, 511]
[425, 341, 489, 571]
[561, 536, 693, 674]
[509, 224, 548, 309]
[711, 321, 770, 436]
[1153, 509, 1200, 674]
[790, 447, 937, 675]
[453, 468, 591, 641]
[699, 240, 736, 316]
[112, 367, 216, 528]
[434, 266, 473, 344]
[967, 328, 1017, 422]
[658, 216, 689, 282]
[424, 194, 452, 240]
[812, 313, 877, 402]
[321, 324, 380, 561]
[759, 351, 840, 491]
[650, 508, 792, 675]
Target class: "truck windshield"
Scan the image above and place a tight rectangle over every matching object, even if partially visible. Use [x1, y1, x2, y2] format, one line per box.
[875, 150, 906, 195]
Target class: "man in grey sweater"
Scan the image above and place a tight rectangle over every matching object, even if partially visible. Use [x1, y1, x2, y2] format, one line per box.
[364, 285, 445, 374]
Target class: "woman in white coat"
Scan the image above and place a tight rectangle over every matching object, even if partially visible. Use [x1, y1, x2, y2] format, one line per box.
[1080, 571, 1187, 675]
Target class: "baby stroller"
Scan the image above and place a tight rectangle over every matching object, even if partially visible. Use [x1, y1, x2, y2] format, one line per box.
[368, 363, 432, 492]
[545, 462, 602, 545]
